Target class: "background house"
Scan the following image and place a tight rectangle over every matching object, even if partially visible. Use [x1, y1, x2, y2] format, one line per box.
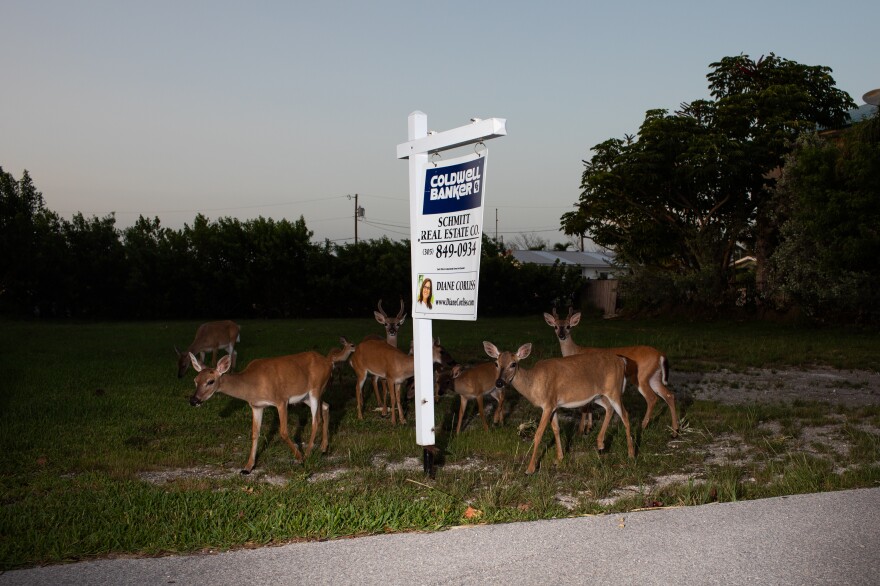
[509, 249, 619, 280]
[509, 249, 620, 317]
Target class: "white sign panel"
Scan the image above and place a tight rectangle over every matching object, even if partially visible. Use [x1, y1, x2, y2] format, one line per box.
[412, 150, 488, 320]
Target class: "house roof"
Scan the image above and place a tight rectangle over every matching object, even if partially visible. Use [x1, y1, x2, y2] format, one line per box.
[849, 104, 878, 124]
[510, 249, 616, 270]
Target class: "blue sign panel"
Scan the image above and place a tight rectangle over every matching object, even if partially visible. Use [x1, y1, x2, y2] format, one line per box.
[422, 156, 485, 215]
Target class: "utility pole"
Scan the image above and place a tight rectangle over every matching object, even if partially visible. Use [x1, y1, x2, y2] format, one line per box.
[348, 193, 364, 243]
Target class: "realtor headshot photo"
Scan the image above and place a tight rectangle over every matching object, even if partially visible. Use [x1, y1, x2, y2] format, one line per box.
[416, 276, 433, 310]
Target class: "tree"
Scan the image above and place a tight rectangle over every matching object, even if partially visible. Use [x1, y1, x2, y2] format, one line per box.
[510, 233, 548, 251]
[62, 213, 127, 317]
[562, 54, 855, 311]
[769, 113, 880, 322]
[0, 168, 64, 315]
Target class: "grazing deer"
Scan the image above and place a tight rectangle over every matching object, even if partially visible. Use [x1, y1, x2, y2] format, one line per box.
[176, 320, 241, 379]
[450, 362, 505, 434]
[350, 337, 453, 425]
[484, 341, 634, 474]
[543, 308, 679, 437]
[187, 337, 353, 474]
[329, 337, 357, 372]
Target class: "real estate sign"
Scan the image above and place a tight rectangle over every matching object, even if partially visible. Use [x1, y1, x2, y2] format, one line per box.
[411, 151, 487, 320]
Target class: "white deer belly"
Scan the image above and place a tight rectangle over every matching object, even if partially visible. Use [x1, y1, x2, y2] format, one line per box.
[558, 394, 599, 409]
[287, 392, 309, 405]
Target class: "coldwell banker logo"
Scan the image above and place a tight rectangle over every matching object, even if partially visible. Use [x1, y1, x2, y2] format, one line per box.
[422, 157, 485, 215]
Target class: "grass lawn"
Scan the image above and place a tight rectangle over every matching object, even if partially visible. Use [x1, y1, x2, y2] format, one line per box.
[0, 317, 878, 569]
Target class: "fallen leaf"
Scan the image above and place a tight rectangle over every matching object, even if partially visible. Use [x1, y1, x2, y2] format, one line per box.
[464, 506, 483, 519]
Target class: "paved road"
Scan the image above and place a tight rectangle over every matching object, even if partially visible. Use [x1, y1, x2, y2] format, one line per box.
[3, 487, 878, 585]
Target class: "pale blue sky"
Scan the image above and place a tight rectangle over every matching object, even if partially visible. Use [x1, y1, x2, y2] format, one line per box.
[2, 1, 876, 246]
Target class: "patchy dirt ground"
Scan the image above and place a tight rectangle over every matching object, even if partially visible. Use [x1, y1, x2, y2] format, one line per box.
[139, 367, 880, 494]
[672, 367, 880, 407]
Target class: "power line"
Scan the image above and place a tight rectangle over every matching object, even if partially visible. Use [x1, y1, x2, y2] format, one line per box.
[57, 194, 351, 216]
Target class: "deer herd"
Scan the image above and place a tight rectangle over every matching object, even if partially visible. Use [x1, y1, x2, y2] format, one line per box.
[181, 303, 678, 475]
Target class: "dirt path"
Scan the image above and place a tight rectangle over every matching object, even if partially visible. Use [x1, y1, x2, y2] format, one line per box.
[672, 367, 880, 407]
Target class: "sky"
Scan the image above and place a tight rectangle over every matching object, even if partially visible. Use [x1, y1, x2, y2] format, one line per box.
[2, 1, 877, 247]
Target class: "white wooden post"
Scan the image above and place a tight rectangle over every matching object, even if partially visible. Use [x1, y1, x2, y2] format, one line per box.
[398, 112, 507, 474]
[406, 111, 435, 448]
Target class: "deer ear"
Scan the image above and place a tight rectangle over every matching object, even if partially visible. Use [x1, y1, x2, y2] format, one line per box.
[516, 343, 532, 360]
[189, 352, 204, 372]
[483, 341, 500, 358]
[373, 311, 386, 324]
[216, 354, 232, 374]
[569, 312, 582, 327]
[451, 365, 463, 378]
[542, 312, 556, 326]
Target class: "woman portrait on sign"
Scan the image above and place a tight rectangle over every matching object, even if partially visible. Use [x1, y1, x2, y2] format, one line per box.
[417, 277, 433, 310]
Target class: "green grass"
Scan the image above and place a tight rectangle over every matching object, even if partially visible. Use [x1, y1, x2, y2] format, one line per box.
[0, 316, 878, 569]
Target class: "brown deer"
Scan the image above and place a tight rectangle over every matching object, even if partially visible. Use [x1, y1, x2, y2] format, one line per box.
[543, 307, 679, 437]
[187, 337, 353, 474]
[176, 320, 240, 378]
[349, 337, 453, 425]
[483, 341, 634, 474]
[450, 362, 505, 434]
[354, 299, 408, 416]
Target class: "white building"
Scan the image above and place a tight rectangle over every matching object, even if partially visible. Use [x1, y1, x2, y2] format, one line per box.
[509, 250, 619, 280]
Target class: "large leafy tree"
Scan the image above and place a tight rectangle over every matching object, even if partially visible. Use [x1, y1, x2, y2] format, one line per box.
[769, 113, 880, 322]
[562, 54, 854, 309]
[0, 168, 65, 315]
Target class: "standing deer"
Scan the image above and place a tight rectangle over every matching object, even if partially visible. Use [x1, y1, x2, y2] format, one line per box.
[450, 362, 505, 434]
[187, 337, 353, 474]
[366, 299, 407, 416]
[483, 341, 634, 474]
[176, 320, 241, 378]
[543, 307, 679, 437]
[349, 337, 453, 425]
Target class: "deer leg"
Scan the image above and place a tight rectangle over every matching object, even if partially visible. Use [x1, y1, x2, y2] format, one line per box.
[476, 395, 489, 431]
[394, 382, 407, 425]
[527, 408, 554, 474]
[607, 397, 635, 458]
[210, 348, 218, 367]
[371, 375, 387, 417]
[320, 402, 330, 453]
[550, 411, 564, 463]
[595, 397, 614, 452]
[649, 370, 680, 437]
[388, 382, 397, 425]
[492, 389, 505, 425]
[243, 406, 265, 474]
[277, 402, 305, 464]
[354, 374, 367, 420]
[637, 376, 659, 430]
[303, 394, 321, 458]
[578, 407, 594, 435]
[456, 396, 467, 434]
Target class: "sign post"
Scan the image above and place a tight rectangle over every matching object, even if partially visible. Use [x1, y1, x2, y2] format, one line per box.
[397, 112, 507, 477]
